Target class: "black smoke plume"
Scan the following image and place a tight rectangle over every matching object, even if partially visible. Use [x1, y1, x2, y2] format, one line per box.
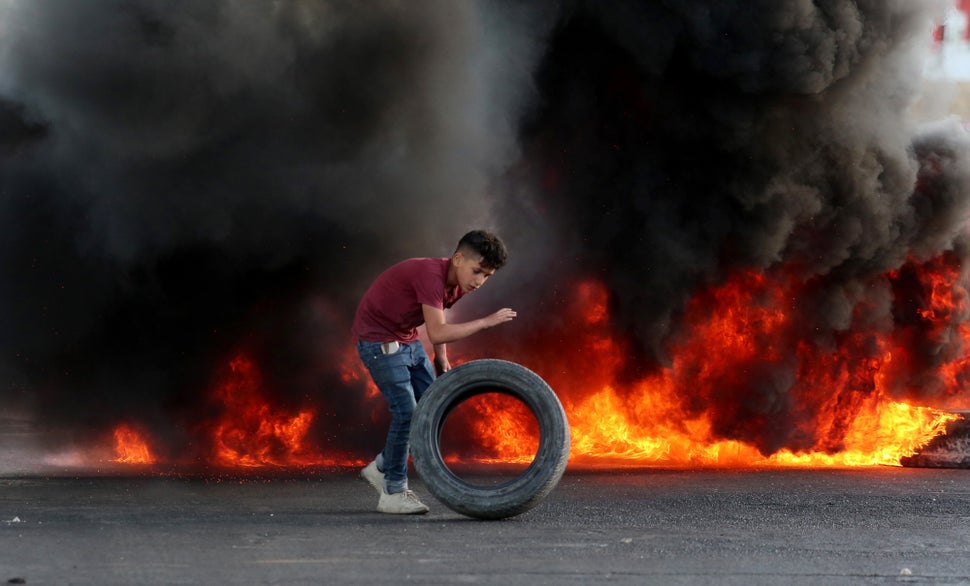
[0, 0, 549, 460]
[493, 0, 970, 454]
[1, 0, 967, 463]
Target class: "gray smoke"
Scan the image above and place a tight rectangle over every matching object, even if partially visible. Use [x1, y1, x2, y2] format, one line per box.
[486, 0, 970, 454]
[0, 0, 551, 458]
[1, 0, 967, 462]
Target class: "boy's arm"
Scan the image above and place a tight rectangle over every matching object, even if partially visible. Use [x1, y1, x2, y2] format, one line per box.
[433, 343, 450, 374]
[421, 304, 516, 346]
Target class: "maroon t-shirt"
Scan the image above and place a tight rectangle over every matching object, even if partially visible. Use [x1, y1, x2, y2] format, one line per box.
[352, 257, 465, 343]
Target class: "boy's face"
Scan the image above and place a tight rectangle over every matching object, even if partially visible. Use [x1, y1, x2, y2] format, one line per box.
[452, 251, 496, 293]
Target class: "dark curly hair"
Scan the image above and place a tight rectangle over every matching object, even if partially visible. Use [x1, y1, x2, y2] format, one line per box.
[456, 230, 508, 270]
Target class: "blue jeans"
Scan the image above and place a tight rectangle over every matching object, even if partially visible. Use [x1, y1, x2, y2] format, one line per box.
[356, 339, 436, 494]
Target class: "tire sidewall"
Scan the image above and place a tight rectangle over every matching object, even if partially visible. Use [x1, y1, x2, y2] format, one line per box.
[411, 359, 570, 520]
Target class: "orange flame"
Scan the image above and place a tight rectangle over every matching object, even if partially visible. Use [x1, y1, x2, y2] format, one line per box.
[104, 253, 967, 472]
[112, 423, 156, 465]
[209, 355, 330, 468]
[440, 393, 539, 465]
[468, 262, 964, 468]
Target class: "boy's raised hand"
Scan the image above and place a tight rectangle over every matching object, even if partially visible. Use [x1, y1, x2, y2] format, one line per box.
[486, 308, 517, 327]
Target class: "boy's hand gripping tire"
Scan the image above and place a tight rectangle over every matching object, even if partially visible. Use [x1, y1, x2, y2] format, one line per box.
[410, 359, 570, 520]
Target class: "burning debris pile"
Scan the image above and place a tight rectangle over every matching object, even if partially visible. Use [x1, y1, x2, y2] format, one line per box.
[1, 1, 969, 472]
[901, 412, 970, 467]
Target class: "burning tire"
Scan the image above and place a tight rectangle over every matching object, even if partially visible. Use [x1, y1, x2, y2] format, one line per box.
[410, 359, 570, 520]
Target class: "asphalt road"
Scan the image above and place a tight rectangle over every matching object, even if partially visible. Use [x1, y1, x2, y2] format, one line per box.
[2, 467, 969, 585]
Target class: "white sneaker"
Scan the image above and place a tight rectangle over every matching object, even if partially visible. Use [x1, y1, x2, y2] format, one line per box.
[378, 490, 429, 515]
[361, 460, 384, 495]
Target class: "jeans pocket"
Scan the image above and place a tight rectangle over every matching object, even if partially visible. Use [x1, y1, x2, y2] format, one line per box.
[365, 353, 410, 387]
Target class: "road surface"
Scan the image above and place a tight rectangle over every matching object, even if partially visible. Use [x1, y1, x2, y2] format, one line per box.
[2, 467, 969, 584]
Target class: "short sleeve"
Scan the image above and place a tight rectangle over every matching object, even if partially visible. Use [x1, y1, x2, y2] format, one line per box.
[413, 265, 445, 309]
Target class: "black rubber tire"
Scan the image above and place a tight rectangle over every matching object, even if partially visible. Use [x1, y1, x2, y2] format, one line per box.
[410, 359, 570, 520]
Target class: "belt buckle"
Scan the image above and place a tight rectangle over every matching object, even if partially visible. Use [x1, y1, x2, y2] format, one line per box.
[381, 341, 400, 354]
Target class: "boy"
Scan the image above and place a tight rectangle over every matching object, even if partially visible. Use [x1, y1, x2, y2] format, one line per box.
[352, 230, 516, 514]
